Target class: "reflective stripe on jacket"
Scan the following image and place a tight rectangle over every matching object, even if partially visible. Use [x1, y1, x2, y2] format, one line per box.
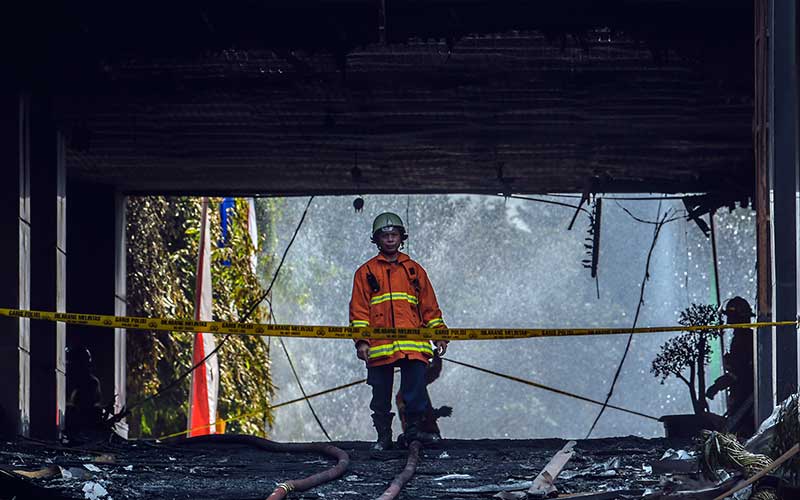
[349, 252, 446, 367]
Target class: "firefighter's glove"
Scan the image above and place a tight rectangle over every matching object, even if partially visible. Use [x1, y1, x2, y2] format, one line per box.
[356, 341, 370, 363]
[434, 340, 448, 357]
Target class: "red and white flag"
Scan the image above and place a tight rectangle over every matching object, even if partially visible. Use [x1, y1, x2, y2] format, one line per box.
[188, 198, 219, 436]
[246, 198, 259, 273]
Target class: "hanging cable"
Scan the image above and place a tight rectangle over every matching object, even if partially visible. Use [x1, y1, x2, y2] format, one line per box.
[708, 210, 726, 414]
[266, 289, 332, 441]
[505, 194, 592, 214]
[165, 349, 663, 440]
[444, 358, 658, 421]
[278, 337, 332, 441]
[158, 377, 367, 440]
[507, 193, 685, 227]
[682, 218, 691, 306]
[709, 211, 721, 307]
[585, 204, 668, 438]
[111, 197, 314, 422]
[243, 196, 315, 321]
[405, 194, 411, 256]
[615, 200, 684, 225]
[267, 379, 366, 411]
[265, 294, 332, 440]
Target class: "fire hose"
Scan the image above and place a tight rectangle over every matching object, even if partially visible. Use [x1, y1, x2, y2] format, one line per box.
[177, 434, 349, 500]
[375, 440, 422, 500]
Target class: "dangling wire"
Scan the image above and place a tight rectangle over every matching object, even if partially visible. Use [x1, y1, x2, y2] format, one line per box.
[261, 255, 332, 441]
[581, 198, 603, 299]
[615, 200, 685, 225]
[506, 194, 591, 214]
[682, 218, 691, 306]
[274, 313, 332, 441]
[405, 194, 411, 256]
[585, 202, 669, 438]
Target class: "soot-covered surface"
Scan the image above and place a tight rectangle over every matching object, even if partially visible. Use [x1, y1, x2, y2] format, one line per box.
[0, 435, 686, 499]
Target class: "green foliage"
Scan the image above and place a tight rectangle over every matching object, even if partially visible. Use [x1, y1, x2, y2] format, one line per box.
[651, 303, 722, 414]
[126, 197, 274, 438]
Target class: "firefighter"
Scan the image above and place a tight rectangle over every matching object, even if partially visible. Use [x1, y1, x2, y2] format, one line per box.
[350, 212, 448, 450]
[63, 346, 107, 443]
[706, 296, 755, 437]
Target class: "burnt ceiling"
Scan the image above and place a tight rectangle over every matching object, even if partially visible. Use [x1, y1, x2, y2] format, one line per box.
[10, 1, 754, 196]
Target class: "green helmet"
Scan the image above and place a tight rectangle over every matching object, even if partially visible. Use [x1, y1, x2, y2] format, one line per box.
[371, 212, 406, 239]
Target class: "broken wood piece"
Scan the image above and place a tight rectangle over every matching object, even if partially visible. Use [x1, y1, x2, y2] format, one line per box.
[11, 464, 61, 479]
[443, 481, 533, 494]
[527, 440, 577, 498]
[712, 443, 800, 500]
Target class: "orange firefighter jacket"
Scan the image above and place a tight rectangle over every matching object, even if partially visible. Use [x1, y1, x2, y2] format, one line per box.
[350, 252, 446, 367]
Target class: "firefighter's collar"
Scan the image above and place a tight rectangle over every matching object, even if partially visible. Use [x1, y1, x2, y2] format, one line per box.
[375, 251, 410, 263]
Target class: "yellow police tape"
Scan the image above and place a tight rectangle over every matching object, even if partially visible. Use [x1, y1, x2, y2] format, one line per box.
[1, 308, 797, 341]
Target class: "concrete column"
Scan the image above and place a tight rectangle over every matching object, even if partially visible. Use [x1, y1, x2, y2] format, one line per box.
[28, 97, 66, 439]
[0, 93, 32, 437]
[769, 0, 799, 405]
[114, 193, 128, 438]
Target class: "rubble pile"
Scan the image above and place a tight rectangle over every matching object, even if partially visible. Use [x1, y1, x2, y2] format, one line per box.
[0, 404, 798, 500]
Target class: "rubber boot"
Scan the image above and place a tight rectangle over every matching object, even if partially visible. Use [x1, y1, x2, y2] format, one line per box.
[371, 413, 394, 451]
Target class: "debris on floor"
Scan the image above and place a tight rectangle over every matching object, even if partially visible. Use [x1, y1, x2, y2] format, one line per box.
[527, 440, 576, 497]
[82, 480, 110, 500]
[0, 428, 797, 499]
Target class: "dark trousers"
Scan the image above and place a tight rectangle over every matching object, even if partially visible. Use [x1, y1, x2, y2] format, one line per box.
[367, 359, 427, 419]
